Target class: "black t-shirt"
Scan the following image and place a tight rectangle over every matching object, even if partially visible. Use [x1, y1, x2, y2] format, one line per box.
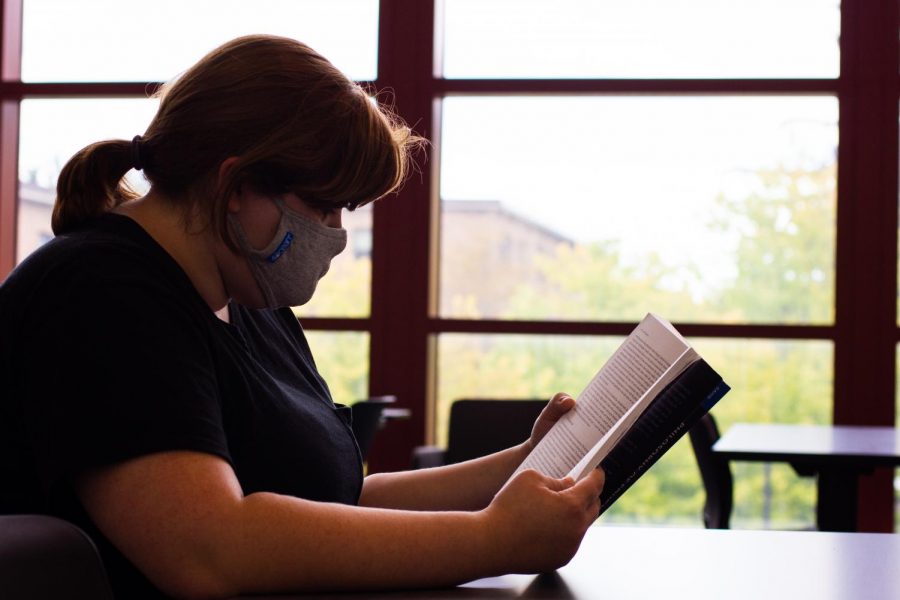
[0, 213, 364, 598]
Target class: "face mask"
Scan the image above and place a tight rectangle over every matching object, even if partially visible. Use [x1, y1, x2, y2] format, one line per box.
[229, 197, 348, 308]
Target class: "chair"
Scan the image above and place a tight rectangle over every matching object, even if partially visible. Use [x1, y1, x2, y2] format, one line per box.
[0, 514, 114, 600]
[350, 395, 400, 461]
[688, 413, 733, 529]
[412, 399, 547, 468]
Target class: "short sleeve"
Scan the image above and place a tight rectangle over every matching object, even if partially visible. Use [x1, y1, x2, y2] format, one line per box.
[20, 265, 231, 487]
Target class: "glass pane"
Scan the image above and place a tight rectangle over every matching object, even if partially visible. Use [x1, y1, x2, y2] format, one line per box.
[305, 331, 369, 405]
[439, 96, 838, 324]
[22, 0, 378, 82]
[17, 98, 158, 263]
[436, 334, 830, 527]
[441, 0, 840, 79]
[296, 206, 372, 318]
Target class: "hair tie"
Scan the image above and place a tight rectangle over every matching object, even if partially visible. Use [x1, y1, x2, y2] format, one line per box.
[131, 135, 145, 171]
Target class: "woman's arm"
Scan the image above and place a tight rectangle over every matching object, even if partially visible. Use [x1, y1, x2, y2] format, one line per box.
[360, 442, 529, 511]
[360, 394, 575, 511]
[76, 448, 604, 600]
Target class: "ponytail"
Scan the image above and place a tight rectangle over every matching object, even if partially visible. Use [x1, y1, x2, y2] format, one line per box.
[52, 140, 140, 235]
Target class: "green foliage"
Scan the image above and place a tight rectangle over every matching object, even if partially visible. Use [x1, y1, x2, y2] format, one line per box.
[294, 256, 371, 404]
[303, 331, 369, 405]
[436, 335, 622, 445]
[709, 164, 836, 324]
[502, 242, 701, 322]
[300, 255, 371, 318]
[437, 334, 828, 528]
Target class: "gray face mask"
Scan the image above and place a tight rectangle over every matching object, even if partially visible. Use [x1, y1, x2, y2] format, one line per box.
[229, 197, 348, 308]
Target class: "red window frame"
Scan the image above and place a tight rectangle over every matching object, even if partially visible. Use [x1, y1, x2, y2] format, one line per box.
[0, 0, 895, 531]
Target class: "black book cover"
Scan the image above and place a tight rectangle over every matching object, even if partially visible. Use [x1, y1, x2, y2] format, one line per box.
[598, 358, 730, 514]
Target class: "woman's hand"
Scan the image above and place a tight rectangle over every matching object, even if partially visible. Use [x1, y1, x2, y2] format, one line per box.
[527, 392, 576, 452]
[482, 467, 605, 574]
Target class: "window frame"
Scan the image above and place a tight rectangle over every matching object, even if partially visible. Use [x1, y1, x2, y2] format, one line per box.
[0, 0, 895, 531]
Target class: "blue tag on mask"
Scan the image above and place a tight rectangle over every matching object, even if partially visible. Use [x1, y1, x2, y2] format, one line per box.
[267, 231, 294, 263]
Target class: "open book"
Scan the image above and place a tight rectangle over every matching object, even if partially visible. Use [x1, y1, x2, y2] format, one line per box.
[512, 313, 730, 513]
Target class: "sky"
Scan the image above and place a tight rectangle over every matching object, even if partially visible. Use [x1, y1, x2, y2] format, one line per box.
[17, 0, 841, 295]
[440, 0, 839, 79]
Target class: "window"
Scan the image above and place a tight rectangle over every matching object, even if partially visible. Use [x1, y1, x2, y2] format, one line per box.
[432, 0, 847, 528]
[0, 0, 896, 531]
[439, 95, 837, 324]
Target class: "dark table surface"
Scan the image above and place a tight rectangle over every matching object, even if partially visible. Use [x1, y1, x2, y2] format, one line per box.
[234, 525, 900, 600]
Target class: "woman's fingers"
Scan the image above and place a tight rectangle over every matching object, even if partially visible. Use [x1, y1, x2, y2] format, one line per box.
[567, 468, 605, 508]
[529, 393, 576, 448]
[544, 393, 575, 420]
[540, 473, 575, 492]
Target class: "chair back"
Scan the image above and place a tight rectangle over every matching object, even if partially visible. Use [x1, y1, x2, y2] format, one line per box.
[445, 399, 546, 464]
[0, 514, 114, 600]
[350, 395, 398, 460]
[688, 413, 733, 529]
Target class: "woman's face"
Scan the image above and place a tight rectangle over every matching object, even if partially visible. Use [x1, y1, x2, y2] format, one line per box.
[218, 189, 345, 309]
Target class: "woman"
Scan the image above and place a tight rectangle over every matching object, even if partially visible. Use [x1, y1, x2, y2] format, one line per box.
[0, 35, 604, 599]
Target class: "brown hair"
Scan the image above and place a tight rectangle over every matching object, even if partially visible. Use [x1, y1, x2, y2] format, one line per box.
[52, 35, 421, 248]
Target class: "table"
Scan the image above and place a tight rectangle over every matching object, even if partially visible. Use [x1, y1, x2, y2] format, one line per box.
[713, 423, 900, 532]
[235, 525, 900, 599]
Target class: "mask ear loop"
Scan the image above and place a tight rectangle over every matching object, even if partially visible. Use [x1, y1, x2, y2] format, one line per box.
[226, 212, 280, 306]
[272, 197, 287, 210]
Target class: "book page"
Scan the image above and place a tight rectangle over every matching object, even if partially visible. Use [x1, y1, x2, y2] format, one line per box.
[566, 348, 696, 480]
[513, 313, 694, 480]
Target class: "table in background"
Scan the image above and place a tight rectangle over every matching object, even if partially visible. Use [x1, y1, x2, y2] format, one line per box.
[713, 423, 900, 531]
[234, 526, 900, 600]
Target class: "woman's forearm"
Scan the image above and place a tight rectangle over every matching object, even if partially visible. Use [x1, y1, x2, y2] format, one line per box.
[79, 451, 507, 599]
[358, 442, 532, 511]
[213, 469, 604, 598]
[209, 492, 498, 597]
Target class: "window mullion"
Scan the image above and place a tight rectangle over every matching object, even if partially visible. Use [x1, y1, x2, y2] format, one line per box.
[834, 0, 899, 531]
[0, 0, 22, 278]
[366, 0, 437, 472]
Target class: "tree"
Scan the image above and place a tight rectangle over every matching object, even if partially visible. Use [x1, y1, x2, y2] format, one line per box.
[709, 164, 836, 324]
[502, 241, 700, 322]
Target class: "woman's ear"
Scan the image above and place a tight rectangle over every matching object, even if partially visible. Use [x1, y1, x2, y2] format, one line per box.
[226, 193, 242, 214]
[218, 157, 243, 213]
